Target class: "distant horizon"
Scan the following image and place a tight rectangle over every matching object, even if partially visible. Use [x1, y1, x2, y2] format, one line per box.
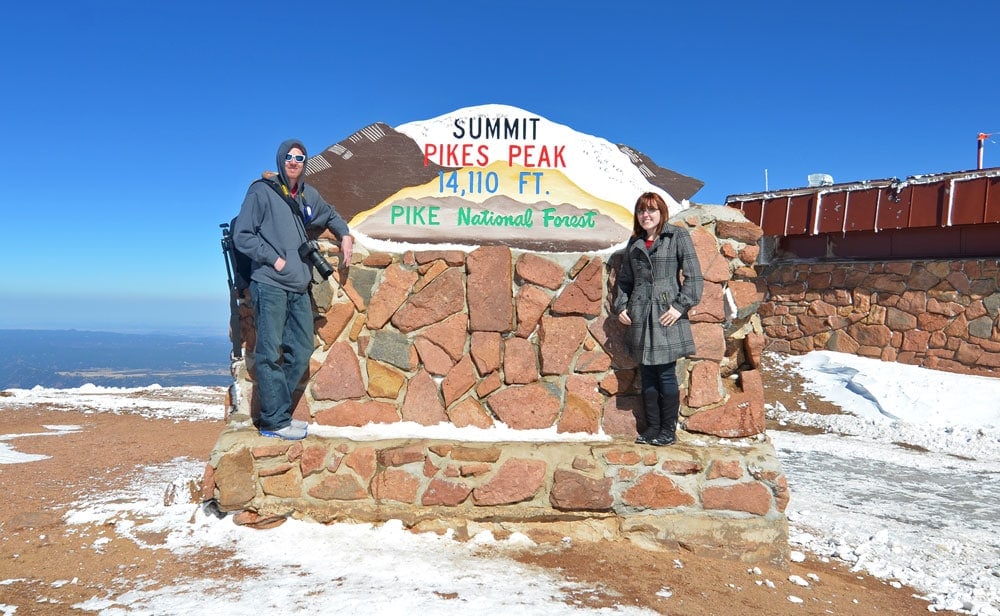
[0, 294, 229, 338]
[0, 329, 232, 389]
[0, 326, 230, 338]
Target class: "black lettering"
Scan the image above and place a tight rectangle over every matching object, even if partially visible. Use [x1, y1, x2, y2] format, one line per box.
[485, 118, 501, 139]
[455, 116, 543, 140]
[504, 118, 520, 139]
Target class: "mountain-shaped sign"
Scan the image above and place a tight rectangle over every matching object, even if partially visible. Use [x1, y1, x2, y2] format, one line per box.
[303, 104, 703, 252]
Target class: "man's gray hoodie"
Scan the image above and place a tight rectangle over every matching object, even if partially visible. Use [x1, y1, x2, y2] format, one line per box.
[232, 139, 351, 293]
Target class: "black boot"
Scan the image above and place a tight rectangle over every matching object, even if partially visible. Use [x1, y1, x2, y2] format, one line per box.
[636, 391, 661, 444]
[652, 393, 679, 446]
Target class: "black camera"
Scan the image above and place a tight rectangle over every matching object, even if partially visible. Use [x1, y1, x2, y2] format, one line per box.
[298, 240, 335, 280]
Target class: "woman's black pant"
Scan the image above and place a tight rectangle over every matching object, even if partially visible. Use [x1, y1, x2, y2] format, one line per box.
[639, 362, 680, 438]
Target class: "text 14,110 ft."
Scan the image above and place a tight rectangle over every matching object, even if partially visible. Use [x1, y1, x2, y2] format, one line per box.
[437, 170, 545, 196]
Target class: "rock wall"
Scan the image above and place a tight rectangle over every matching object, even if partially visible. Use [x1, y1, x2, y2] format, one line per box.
[203, 434, 788, 564]
[231, 204, 770, 441]
[759, 259, 1000, 376]
[207, 205, 788, 562]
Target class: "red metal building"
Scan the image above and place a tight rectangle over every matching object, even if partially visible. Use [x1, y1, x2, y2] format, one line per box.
[726, 168, 1000, 260]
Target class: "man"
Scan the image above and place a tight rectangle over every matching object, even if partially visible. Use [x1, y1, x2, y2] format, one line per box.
[233, 139, 353, 440]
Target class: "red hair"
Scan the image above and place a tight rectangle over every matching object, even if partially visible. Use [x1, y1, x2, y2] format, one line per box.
[631, 192, 669, 238]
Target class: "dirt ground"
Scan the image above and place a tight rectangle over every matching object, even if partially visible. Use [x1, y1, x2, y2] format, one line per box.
[0, 379, 955, 615]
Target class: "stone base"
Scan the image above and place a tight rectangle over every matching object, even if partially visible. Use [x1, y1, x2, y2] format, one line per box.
[204, 423, 790, 566]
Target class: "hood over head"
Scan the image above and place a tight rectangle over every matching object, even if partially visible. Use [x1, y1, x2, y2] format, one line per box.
[276, 139, 307, 188]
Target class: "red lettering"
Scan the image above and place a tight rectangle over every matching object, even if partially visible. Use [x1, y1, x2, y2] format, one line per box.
[507, 144, 568, 168]
[524, 145, 536, 167]
[553, 145, 565, 167]
[445, 144, 459, 166]
[537, 146, 550, 167]
[507, 145, 521, 166]
[423, 144, 438, 166]
[426, 143, 496, 167]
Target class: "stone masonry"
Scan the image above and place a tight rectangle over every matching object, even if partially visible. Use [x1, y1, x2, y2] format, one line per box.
[760, 259, 1000, 376]
[205, 205, 789, 564]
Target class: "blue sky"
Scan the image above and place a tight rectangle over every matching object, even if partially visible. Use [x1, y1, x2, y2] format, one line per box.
[1, 1, 996, 335]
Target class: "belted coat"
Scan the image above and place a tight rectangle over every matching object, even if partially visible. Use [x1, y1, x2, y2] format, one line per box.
[613, 225, 704, 365]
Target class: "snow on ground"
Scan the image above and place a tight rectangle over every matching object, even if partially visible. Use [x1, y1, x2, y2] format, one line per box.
[62, 458, 647, 616]
[0, 384, 223, 422]
[0, 424, 81, 464]
[766, 351, 1000, 615]
[767, 351, 1000, 462]
[266, 416, 613, 443]
[2, 351, 1000, 614]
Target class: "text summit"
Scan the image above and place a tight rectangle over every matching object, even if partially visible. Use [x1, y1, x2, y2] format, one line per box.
[422, 115, 565, 168]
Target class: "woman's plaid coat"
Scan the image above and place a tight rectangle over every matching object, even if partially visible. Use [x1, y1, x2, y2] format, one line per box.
[613, 225, 704, 365]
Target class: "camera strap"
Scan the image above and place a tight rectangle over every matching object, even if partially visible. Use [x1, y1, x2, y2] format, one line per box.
[252, 178, 329, 289]
[253, 178, 309, 241]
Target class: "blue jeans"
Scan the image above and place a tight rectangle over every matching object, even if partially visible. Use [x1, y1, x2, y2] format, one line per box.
[639, 362, 680, 437]
[250, 280, 313, 431]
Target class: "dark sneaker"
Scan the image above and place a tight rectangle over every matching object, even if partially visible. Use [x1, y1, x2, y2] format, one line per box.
[260, 424, 307, 440]
[651, 433, 677, 446]
[635, 429, 659, 445]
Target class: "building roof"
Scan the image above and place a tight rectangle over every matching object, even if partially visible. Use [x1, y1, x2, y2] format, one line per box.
[725, 168, 1000, 237]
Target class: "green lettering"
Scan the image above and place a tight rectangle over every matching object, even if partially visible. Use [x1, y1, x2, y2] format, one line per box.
[457, 207, 534, 228]
[542, 208, 598, 229]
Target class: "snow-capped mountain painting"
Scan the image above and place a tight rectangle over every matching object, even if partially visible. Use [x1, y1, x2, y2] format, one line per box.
[303, 104, 703, 252]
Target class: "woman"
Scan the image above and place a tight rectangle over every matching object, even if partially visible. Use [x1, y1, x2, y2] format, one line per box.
[614, 192, 703, 446]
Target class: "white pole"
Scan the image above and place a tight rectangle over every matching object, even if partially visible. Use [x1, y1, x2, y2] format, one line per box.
[764, 168, 769, 191]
